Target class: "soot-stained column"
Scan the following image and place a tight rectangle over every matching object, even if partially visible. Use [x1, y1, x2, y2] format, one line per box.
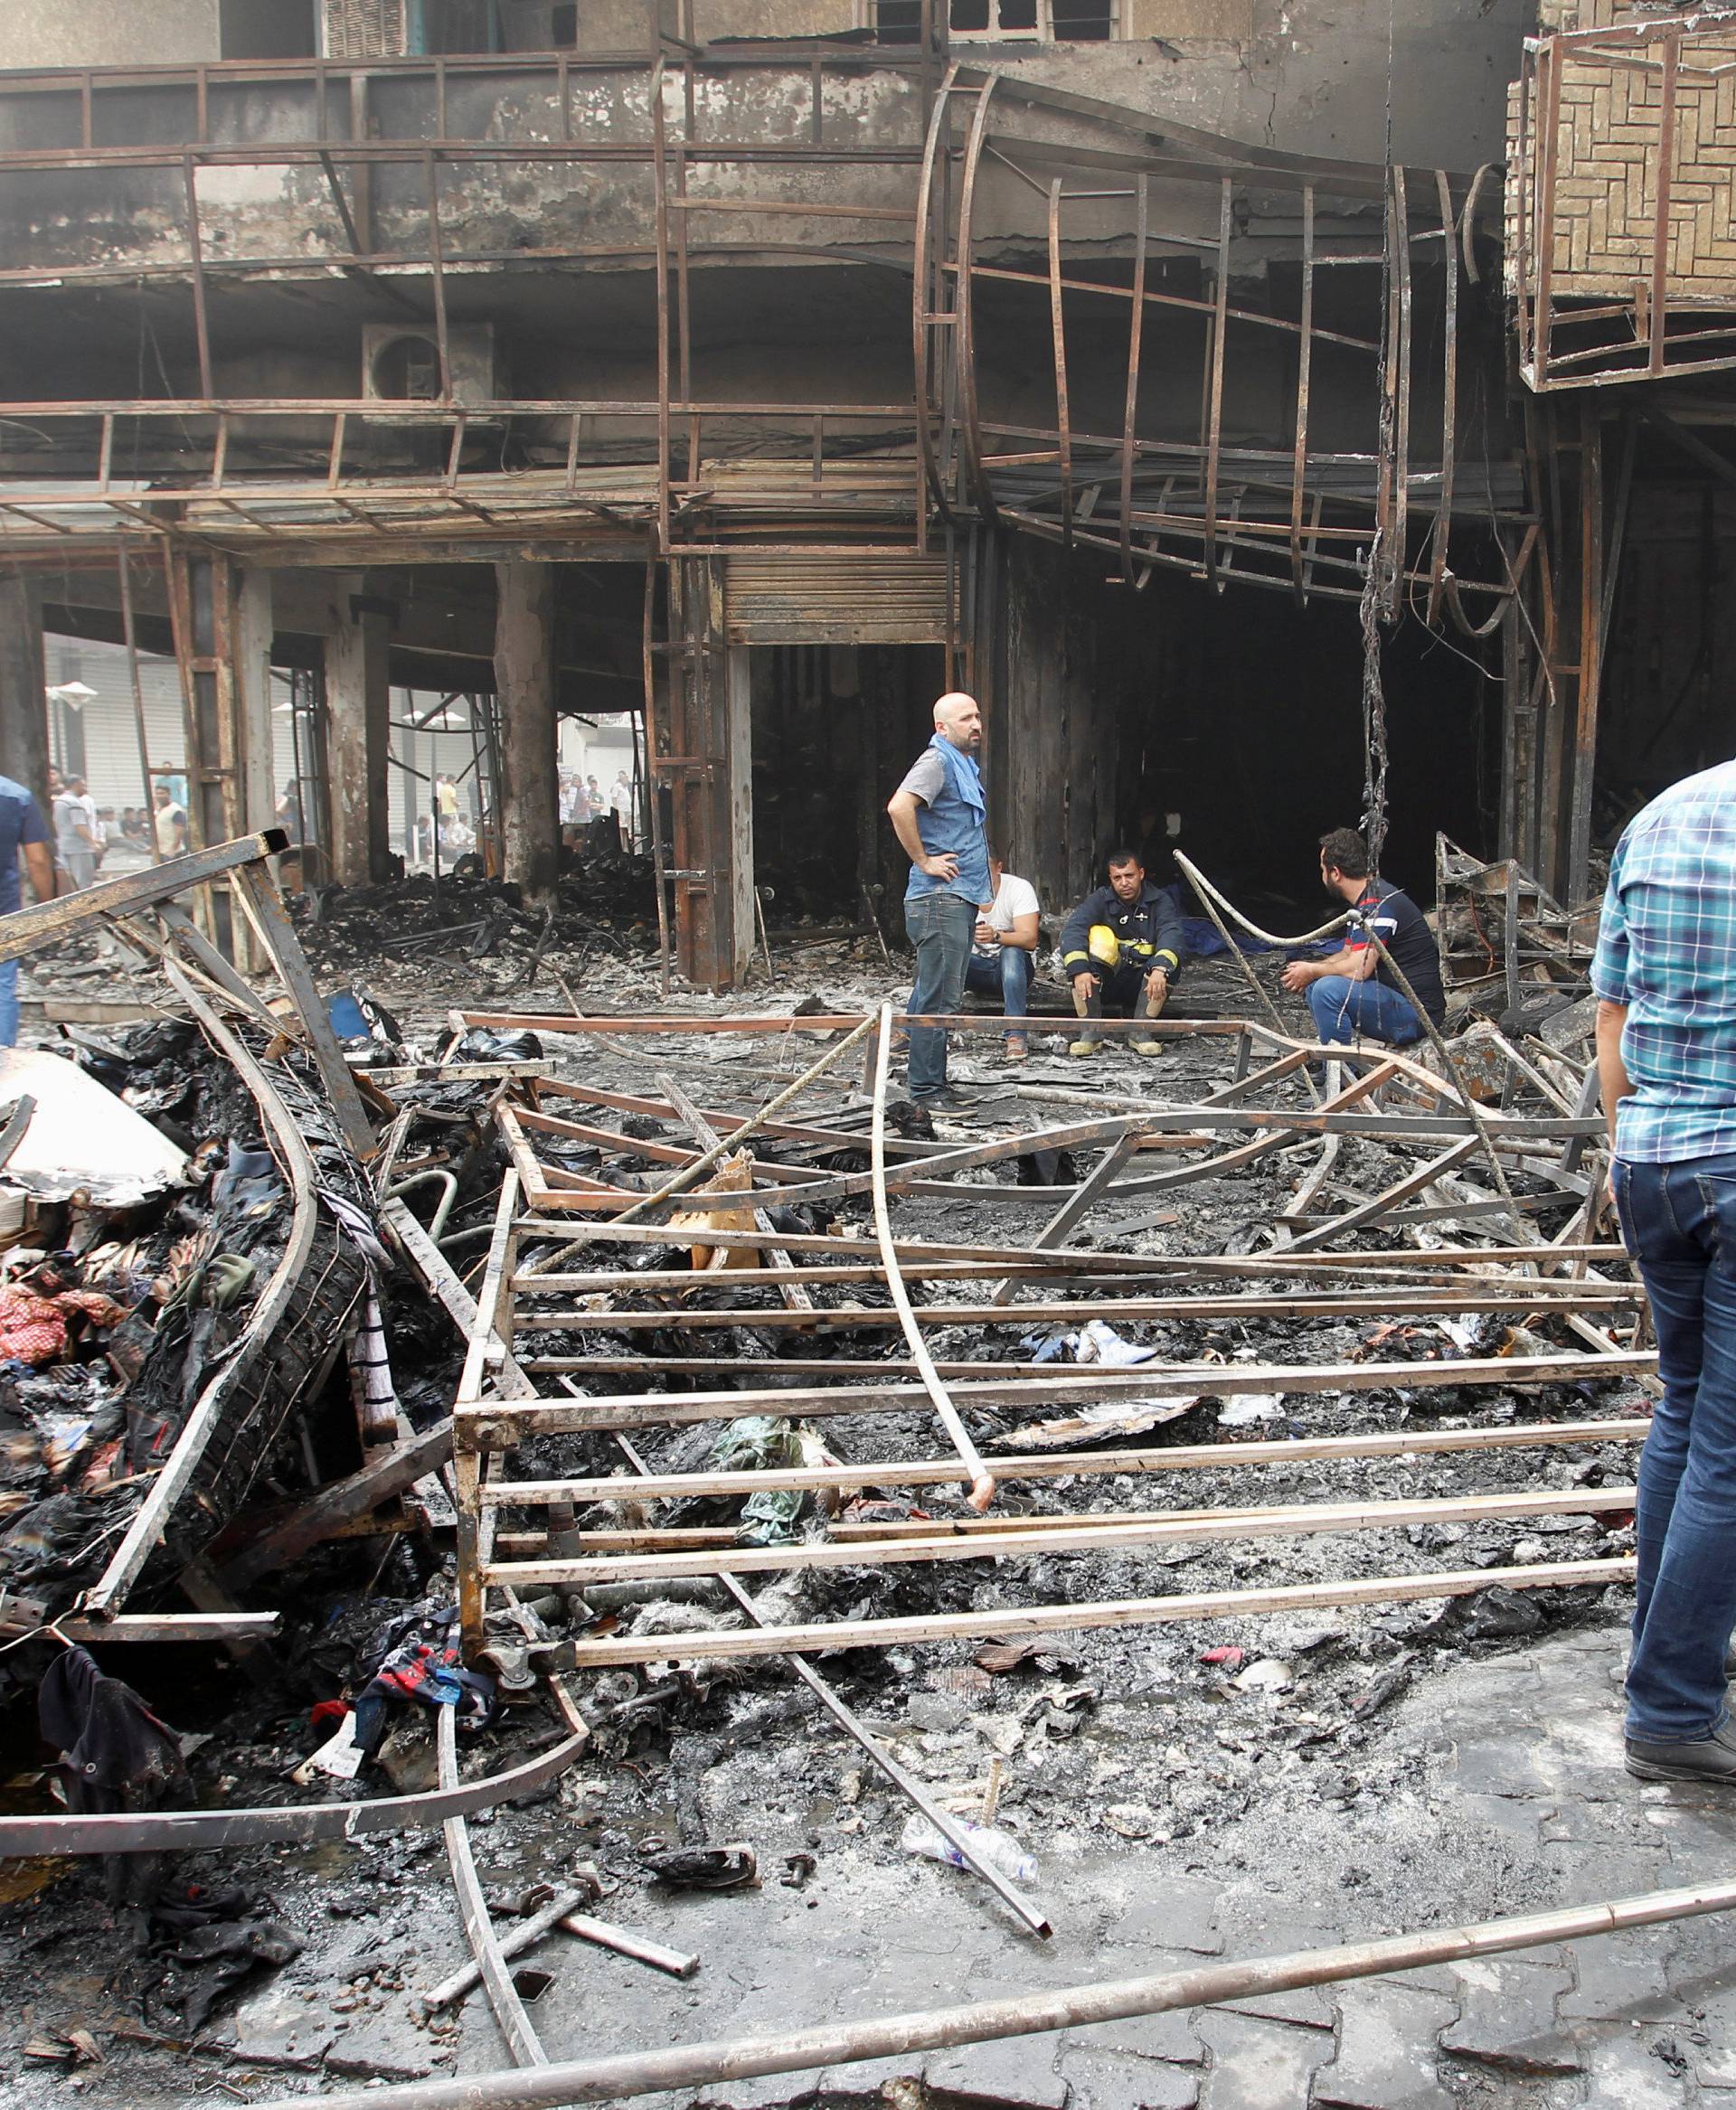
[326, 591, 392, 885]
[0, 571, 49, 810]
[494, 560, 559, 905]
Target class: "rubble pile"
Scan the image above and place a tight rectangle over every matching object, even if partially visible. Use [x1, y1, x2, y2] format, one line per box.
[288, 850, 660, 984]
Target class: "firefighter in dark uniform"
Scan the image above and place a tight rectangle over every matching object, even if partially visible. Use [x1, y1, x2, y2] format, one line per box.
[1058, 849, 1185, 1058]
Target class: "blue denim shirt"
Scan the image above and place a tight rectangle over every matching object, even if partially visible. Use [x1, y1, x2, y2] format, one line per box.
[0, 776, 48, 918]
[1592, 758, 1736, 1163]
[903, 733, 990, 909]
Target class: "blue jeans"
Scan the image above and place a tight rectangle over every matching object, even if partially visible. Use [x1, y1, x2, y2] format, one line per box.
[1307, 974, 1423, 1047]
[0, 959, 18, 1048]
[904, 891, 976, 1098]
[964, 946, 1032, 1031]
[1615, 1153, 1736, 1744]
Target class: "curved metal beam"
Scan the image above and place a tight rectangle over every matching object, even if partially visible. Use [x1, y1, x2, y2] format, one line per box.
[951, 69, 1003, 525]
[912, 62, 964, 532]
[0, 1722, 587, 1859]
[870, 1002, 993, 1512]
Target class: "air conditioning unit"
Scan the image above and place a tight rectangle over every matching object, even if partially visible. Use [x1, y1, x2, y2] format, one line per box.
[362, 323, 498, 411]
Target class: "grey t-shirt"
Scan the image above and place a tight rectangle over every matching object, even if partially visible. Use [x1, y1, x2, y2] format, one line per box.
[897, 750, 948, 805]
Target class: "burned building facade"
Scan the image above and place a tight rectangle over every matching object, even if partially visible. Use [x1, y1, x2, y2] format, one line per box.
[0, 0, 1721, 985]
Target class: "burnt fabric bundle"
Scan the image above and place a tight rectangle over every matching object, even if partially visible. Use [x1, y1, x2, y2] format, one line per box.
[38, 1644, 192, 1910]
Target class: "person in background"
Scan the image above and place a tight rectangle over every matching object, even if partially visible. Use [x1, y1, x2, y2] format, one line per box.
[1280, 827, 1445, 1048]
[276, 778, 305, 844]
[0, 775, 54, 1046]
[1593, 759, 1736, 1785]
[609, 769, 635, 848]
[1059, 849, 1184, 1058]
[92, 805, 114, 868]
[558, 773, 580, 827]
[152, 782, 187, 857]
[53, 775, 98, 890]
[886, 692, 990, 1110]
[967, 848, 1041, 1062]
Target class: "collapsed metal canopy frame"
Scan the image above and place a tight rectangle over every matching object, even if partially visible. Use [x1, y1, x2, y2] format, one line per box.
[449, 1009, 1644, 1689]
[918, 66, 1527, 625]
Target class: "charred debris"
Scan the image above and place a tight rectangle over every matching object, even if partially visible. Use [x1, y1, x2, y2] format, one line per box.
[0, 822, 1653, 2096]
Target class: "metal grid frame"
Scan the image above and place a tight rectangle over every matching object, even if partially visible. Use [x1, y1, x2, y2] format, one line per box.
[448, 1010, 1643, 1667]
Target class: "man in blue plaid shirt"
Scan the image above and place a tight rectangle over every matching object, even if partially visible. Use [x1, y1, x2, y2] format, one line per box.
[1595, 758, 1736, 1784]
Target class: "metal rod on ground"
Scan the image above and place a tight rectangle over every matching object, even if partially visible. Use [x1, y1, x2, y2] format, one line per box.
[250, 1870, 1736, 2110]
[609, 1422, 1052, 1941]
[608, 1013, 876, 1226]
[423, 1886, 698, 2010]
[872, 1000, 996, 1512]
[437, 1702, 550, 2068]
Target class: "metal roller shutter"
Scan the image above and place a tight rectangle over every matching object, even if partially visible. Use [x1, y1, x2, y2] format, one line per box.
[44, 635, 184, 818]
[724, 553, 955, 645]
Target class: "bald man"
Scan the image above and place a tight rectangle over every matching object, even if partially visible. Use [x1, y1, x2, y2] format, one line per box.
[886, 692, 990, 1108]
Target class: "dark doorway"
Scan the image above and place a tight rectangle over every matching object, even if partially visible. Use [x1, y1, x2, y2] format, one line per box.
[1099, 566, 1502, 926]
[750, 643, 946, 928]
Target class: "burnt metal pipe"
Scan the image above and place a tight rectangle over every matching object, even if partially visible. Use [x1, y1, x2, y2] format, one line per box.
[250, 1872, 1736, 2110]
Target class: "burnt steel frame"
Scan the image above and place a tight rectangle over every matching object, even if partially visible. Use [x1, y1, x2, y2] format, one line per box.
[918, 64, 1528, 625]
[0, 36, 940, 561]
[0, 32, 1522, 629]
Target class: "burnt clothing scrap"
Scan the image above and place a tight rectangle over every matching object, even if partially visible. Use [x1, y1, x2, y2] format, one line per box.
[1059, 880, 1185, 985]
[0, 1281, 127, 1368]
[39, 1644, 189, 1805]
[350, 1607, 495, 1755]
[1346, 880, 1447, 1026]
[39, 1644, 192, 1912]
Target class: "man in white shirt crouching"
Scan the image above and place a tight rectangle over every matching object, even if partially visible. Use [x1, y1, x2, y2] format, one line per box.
[967, 850, 1042, 1061]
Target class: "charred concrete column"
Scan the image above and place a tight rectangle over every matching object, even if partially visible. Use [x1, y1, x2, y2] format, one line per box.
[0, 571, 48, 808]
[234, 570, 277, 837]
[494, 560, 559, 904]
[325, 592, 392, 885]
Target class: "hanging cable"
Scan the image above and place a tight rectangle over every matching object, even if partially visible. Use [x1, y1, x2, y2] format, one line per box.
[1359, 0, 1399, 874]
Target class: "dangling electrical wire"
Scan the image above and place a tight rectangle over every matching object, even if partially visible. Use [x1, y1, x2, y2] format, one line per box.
[1359, 0, 1399, 875]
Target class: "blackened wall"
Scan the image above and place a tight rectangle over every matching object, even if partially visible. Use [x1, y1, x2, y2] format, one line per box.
[980, 529, 1501, 926]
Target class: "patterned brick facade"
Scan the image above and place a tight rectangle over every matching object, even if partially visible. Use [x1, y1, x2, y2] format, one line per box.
[1543, 7, 1736, 298]
[1512, 5, 1736, 384]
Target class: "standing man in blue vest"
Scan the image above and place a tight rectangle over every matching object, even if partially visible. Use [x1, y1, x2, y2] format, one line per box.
[886, 692, 991, 1110]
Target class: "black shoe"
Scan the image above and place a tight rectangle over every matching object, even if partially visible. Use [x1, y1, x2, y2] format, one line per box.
[1626, 1717, 1736, 1783]
[915, 1087, 970, 1112]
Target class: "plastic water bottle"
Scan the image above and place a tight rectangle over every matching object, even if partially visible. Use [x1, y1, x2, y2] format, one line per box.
[901, 1813, 1037, 1885]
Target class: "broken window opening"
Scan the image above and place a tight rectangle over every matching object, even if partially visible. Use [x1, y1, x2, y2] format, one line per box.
[221, 0, 319, 58]
[873, 0, 1118, 41]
